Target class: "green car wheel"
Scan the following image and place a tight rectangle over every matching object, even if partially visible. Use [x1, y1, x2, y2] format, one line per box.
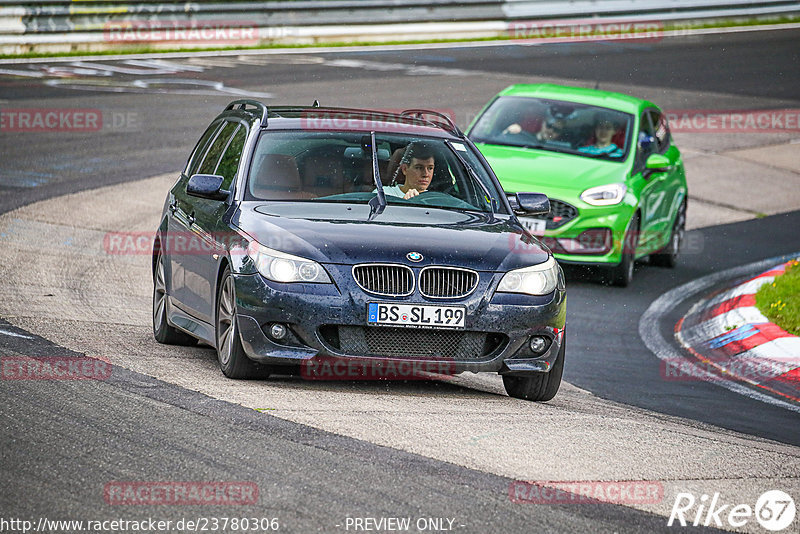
[651, 200, 687, 268]
[608, 212, 639, 287]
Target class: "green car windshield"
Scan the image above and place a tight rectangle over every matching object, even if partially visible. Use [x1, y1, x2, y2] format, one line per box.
[470, 96, 634, 161]
[244, 131, 505, 214]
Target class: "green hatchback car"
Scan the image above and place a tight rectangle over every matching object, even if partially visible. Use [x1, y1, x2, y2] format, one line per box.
[468, 84, 687, 286]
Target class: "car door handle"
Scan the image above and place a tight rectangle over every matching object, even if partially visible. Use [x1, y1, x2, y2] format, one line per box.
[187, 212, 196, 225]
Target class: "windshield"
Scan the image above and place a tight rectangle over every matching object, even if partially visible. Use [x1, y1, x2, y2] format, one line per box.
[469, 96, 634, 161]
[245, 131, 506, 213]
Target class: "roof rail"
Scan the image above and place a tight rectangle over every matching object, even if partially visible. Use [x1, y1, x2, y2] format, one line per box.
[400, 109, 462, 137]
[225, 99, 268, 127]
[222, 103, 461, 135]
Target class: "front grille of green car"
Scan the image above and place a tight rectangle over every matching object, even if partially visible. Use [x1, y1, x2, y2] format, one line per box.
[546, 200, 577, 229]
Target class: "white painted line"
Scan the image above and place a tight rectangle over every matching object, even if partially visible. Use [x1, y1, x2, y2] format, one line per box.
[639, 252, 800, 413]
[0, 328, 33, 339]
[739, 338, 800, 365]
[42, 78, 273, 98]
[123, 59, 206, 72]
[0, 68, 44, 77]
[704, 276, 774, 307]
[1, 22, 799, 65]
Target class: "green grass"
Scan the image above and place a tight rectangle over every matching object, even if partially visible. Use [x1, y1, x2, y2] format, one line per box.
[2, 15, 800, 60]
[756, 259, 800, 336]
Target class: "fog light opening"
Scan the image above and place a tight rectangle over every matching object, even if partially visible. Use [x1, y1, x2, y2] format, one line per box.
[269, 323, 288, 341]
[529, 335, 549, 355]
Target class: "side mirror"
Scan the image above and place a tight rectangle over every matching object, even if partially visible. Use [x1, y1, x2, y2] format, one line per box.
[513, 192, 550, 216]
[187, 174, 229, 201]
[645, 153, 671, 172]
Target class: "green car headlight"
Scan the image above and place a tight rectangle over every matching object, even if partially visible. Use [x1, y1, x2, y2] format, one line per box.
[249, 242, 331, 283]
[497, 256, 560, 296]
[580, 183, 627, 206]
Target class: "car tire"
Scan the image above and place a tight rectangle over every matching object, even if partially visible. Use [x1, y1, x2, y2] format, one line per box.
[215, 266, 271, 379]
[607, 212, 639, 287]
[153, 252, 197, 346]
[502, 339, 565, 401]
[651, 200, 686, 268]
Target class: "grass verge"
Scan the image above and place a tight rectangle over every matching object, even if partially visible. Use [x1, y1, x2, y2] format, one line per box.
[756, 259, 800, 336]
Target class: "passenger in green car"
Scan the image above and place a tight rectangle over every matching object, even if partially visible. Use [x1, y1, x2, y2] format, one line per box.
[579, 114, 624, 158]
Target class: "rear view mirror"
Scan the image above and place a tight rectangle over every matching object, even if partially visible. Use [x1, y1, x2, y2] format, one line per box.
[512, 192, 550, 216]
[187, 174, 229, 201]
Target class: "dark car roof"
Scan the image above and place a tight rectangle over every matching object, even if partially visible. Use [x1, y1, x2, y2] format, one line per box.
[223, 101, 460, 139]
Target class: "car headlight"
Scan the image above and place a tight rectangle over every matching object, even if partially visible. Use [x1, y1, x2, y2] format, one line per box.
[248, 242, 331, 283]
[580, 183, 627, 206]
[497, 256, 560, 296]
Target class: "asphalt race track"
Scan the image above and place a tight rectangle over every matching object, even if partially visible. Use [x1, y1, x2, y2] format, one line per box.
[1, 27, 799, 533]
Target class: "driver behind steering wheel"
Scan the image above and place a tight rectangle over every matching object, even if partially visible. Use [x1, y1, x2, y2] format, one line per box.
[381, 141, 435, 199]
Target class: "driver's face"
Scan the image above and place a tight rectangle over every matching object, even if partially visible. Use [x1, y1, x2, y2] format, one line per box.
[402, 157, 435, 192]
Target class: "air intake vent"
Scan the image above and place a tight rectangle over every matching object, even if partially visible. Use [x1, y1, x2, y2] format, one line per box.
[547, 199, 578, 229]
[352, 264, 414, 296]
[329, 326, 507, 361]
[419, 267, 479, 299]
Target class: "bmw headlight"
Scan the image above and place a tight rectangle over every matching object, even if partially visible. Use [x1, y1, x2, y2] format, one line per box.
[580, 183, 627, 206]
[497, 256, 560, 296]
[248, 242, 331, 283]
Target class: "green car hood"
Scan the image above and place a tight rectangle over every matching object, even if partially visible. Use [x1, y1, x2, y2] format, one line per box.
[476, 143, 629, 194]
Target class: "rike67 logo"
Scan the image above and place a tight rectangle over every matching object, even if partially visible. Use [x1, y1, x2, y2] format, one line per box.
[668, 490, 796, 531]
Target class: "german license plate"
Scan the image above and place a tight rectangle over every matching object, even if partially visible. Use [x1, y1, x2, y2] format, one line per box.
[367, 303, 466, 329]
[520, 217, 546, 235]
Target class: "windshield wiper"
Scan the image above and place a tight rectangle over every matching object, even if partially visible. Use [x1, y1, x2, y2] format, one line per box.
[444, 140, 497, 219]
[367, 131, 386, 221]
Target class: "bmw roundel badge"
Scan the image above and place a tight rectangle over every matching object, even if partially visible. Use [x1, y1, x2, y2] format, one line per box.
[406, 251, 423, 262]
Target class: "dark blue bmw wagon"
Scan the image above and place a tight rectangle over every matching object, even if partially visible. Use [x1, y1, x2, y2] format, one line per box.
[153, 100, 567, 401]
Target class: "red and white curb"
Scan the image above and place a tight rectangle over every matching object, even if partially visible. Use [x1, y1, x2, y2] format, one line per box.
[675, 260, 800, 403]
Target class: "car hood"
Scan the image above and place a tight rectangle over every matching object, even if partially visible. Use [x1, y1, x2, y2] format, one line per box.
[476, 142, 629, 192]
[233, 202, 548, 271]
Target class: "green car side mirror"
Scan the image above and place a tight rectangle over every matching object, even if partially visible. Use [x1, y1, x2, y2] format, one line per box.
[645, 153, 671, 172]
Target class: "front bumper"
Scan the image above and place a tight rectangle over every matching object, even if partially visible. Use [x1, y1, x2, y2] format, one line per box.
[232, 265, 566, 376]
[532, 201, 635, 265]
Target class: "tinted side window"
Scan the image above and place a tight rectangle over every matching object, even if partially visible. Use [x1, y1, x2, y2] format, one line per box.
[186, 121, 222, 176]
[197, 122, 238, 176]
[651, 110, 670, 153]
[215, 125, 247, 189]
[636, 112, 657, 169]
